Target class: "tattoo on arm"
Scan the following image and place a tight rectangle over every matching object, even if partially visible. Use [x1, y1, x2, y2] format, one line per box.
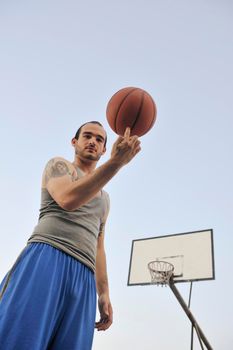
[44, 159, 76, 185]
[99, 223, 105, 237]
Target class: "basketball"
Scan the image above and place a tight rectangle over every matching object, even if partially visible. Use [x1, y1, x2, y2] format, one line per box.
[106, 87, 157, 137]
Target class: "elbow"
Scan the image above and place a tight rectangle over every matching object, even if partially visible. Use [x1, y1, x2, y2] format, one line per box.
[61, 203, 76, 211]
[58, 197, 81, 211]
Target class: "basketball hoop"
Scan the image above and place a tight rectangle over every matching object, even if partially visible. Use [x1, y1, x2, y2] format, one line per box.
[148, 260, 174, 286]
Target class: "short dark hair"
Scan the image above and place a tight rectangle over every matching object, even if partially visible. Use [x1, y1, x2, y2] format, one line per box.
[74, 121, 107, 147]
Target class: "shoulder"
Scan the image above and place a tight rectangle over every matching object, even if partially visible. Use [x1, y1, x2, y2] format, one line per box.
[44, 157, 73, 169]
[102, 190, 110, 203]
[99, 190, 110, 228]
[102, 190, 110, 213]
[42, 157, 76, 187]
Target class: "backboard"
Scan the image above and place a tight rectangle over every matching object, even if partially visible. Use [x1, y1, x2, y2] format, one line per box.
[128, 229, 215, 285]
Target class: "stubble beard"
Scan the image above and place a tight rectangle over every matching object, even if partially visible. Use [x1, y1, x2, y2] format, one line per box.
[75, 147, 101, 162]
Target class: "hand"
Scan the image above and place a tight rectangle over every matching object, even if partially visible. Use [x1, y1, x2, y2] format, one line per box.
[95, 294, 113, 331]
[110, 127, 141, 167]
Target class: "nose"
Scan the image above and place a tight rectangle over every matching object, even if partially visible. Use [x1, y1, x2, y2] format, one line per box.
[88, 138, 96, 146]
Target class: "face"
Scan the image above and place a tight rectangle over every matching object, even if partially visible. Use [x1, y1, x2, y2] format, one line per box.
[72, 123, 107, 162]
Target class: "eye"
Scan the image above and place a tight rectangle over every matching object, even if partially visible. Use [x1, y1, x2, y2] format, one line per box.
[97, 138, 104, 143]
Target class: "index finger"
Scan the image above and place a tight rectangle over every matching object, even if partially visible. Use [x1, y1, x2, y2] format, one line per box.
[124, 127, 131, 140]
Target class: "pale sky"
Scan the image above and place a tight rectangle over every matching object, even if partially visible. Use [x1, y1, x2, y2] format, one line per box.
[0, 1, 233, 349]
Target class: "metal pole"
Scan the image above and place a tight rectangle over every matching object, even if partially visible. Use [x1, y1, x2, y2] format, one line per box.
[194, 322, 205, 350]
[169, 281, 213, 350]
[188, 282, 193, 308]
[189, 282, 194, 350]
[190, 326, 194, 350]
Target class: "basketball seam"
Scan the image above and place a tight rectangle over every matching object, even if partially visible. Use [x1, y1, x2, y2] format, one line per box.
[130, 91, 145, 132]
[115, 87, 138, 134]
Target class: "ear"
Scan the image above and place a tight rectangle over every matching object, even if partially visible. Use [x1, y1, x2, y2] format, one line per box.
[101, 146, 106, 155]
[71, 138, 76, 147]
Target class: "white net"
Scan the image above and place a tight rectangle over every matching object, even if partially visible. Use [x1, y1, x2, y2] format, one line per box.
[148, 260, 174, 286]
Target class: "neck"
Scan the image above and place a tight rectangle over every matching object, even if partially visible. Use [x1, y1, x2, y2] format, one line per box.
[72, 156, 97, 174]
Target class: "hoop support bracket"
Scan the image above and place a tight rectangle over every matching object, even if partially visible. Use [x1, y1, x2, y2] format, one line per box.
[169, 280, 213, 350]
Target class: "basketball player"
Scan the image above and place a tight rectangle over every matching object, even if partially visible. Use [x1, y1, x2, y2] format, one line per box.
[0, 122, 141, 350]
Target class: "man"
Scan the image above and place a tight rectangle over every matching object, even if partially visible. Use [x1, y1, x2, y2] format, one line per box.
[0, 121, 141, 349]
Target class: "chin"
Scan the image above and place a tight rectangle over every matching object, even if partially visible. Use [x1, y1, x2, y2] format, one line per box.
[86, 154, 100, 161]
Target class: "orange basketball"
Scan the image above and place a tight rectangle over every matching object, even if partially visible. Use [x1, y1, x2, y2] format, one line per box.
[106, 87, 157, 137]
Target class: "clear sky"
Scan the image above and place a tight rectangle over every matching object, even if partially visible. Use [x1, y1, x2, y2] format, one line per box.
[0, 0, 232, 349]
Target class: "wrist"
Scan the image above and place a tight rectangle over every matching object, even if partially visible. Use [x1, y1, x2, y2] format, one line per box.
[98, 292, 110, 302]
[97, 286, 109, 297]
[107, 157, 124, 170]
[97, 283, 109, 297]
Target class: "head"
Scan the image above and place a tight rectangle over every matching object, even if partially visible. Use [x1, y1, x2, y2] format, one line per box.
[71, 121, 107, 163]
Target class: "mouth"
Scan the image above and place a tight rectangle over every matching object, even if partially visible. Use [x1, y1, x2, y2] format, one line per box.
[85, 147, 96, 152]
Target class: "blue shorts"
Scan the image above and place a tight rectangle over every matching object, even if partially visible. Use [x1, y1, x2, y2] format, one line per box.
[0, 243, 96, 350]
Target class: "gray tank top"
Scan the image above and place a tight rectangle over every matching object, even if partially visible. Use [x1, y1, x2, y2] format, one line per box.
[27, 182, 110, 273]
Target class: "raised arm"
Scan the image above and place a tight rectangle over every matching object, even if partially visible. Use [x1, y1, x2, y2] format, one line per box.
[44, 128, 141, 211]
